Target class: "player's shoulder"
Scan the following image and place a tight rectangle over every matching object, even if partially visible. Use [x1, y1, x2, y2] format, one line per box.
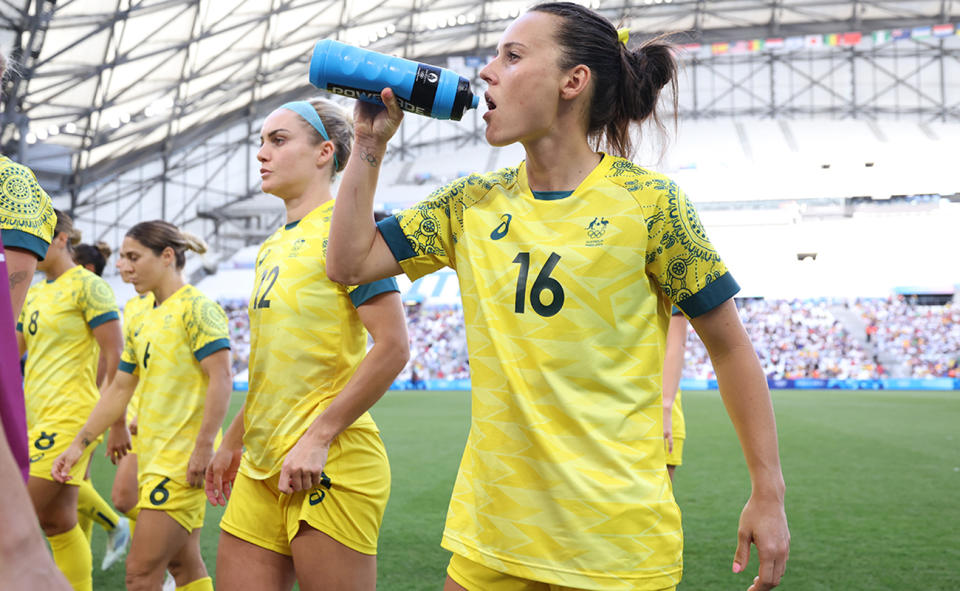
[0, 155, 41, 182]
[601, 156, 677, 201]
[0, 156, 51, 204]
[183, 286, 227, 323]
[75, 267, 117, 306]
[432, 166, 520, 203]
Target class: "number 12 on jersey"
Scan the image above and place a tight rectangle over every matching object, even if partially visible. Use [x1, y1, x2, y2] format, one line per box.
[253, 266, 279, 309]
[512, 252, 564, 317]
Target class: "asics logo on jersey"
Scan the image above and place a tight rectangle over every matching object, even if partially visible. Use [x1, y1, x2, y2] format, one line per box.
[490, 214, 512, 240]
[257, 249, 271, 268]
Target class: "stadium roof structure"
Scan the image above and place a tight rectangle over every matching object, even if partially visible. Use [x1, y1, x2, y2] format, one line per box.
[0, 0, 957, 259]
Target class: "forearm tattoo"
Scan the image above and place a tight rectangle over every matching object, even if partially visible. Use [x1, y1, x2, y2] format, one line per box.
[8, 270, 28, 291]
[359, 151, 379, 167]
[79, 431, 94, 448]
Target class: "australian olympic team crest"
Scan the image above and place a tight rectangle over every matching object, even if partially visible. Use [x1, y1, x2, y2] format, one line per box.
[585, 216, 610, 247]
[289, 238, 307, 258]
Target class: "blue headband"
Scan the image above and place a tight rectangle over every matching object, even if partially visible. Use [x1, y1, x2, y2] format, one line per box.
[279, 101, 339, 170]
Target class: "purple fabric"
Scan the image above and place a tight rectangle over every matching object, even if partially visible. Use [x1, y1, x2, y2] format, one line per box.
[0, 243, 29, 481]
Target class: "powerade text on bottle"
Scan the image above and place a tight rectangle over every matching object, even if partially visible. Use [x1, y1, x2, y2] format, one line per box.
[309, 39, 480, 121]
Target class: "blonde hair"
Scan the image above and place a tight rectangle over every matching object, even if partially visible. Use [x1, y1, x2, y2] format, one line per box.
[126, 220, 207, 270]
[300, 98, 354, 178]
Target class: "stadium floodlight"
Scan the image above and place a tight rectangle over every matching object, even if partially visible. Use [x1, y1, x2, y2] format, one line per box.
[36, 129, 48, 140]
[25, 133, 37, 144]
[47, 125, 59, 136]
[64, 122, 77, 134]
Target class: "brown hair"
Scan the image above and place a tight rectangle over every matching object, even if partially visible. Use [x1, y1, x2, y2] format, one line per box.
[297, 98, 354, 178]
[530, 2, 679, 159]
[73, 241, 113, 276]
[52, 209, 82, 251]
[126, 220, 207, 270]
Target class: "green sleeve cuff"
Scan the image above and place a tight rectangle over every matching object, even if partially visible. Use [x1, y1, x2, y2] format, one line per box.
[194, 338, 230, 362]
[377, 216, 416, 261]
[675, 271, 740, 318]
[1, 228, 49, 260]
[350, 277, 400, 308]
[88, 310, 119, 329]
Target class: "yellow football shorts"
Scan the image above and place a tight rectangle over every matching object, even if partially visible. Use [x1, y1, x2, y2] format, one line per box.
[447, 553, 678, 591]
[137, 474, 206, 532]
[28, 426, 98, 484]
[664, 436, 684, 467]
[220, 426, 390, 556]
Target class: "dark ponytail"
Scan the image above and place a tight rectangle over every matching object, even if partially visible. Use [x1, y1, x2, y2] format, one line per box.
[74, 241, 113, 276]
[531, 2, 678, 159]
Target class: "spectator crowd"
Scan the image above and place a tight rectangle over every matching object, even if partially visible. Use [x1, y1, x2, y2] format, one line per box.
[216, 297, 959, 382]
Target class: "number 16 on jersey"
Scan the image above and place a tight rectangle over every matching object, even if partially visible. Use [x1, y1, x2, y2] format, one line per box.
[512, 251, 564, 317]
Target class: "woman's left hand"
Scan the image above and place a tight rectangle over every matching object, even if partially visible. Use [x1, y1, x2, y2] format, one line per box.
[733, 493, 790, 590]
[105, 424, 131, 465]
[278, 436, 331, 495]
[186, 443, 215, 488]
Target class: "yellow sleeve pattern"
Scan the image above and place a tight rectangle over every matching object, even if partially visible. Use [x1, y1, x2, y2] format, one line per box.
[185, 294, 230, 361]
[378, 169, 518, 281]
[78, 272, 120, 328]
[633, 168, 739, 317]
[0, 157, 56, 259]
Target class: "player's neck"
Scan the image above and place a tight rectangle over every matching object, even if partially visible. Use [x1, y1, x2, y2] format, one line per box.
[282, 180, 333, 225]
[153, 273, 185, 305]
[42, 257, 75, 281]
[522, 136, 600, 192]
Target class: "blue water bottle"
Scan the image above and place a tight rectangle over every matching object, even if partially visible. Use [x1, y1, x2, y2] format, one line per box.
[309, 39, 480, 121]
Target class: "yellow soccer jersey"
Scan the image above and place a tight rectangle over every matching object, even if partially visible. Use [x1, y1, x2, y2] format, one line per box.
[119, 284, 229, 483]
[0, 155, 56, 259]
[378, 155, 739, 589]
[240, 201, 399, 480]
[121, 293, 155, 424]
[18, 265, 119, 430]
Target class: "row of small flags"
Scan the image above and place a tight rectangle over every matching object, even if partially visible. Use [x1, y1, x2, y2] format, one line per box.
[680, 23, 958, 57]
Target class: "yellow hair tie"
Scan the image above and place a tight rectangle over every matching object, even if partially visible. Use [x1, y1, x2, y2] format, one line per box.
[617, 28, 630, 45]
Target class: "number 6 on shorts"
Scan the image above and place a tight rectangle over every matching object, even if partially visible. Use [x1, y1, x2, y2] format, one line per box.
[150, 477, 171, 506]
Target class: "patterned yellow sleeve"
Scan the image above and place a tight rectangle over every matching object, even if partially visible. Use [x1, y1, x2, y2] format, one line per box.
[119, 321, 139, 374]
[0, 157, 56, 260]
[643, 176, 739, 317]
[78, 272, 120, 328]
[185, 294, 230, 361]
[376, 175, 478, 281]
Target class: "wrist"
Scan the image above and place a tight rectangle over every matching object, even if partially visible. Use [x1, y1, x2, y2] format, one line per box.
[751, 474, 786, 502]
[353, 136, 387, 157]
[194, 435, 216, 449]
[303, 423, 337, 448]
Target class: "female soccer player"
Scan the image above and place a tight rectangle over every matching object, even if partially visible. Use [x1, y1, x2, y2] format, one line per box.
[204, 97, 409, 591]
[17, 210, 124, 591]
[53, 220, 232, 591]
[326, 3, 790, 591]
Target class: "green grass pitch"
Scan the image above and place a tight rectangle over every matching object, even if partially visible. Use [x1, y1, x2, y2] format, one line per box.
[84, 389, 960, 590]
